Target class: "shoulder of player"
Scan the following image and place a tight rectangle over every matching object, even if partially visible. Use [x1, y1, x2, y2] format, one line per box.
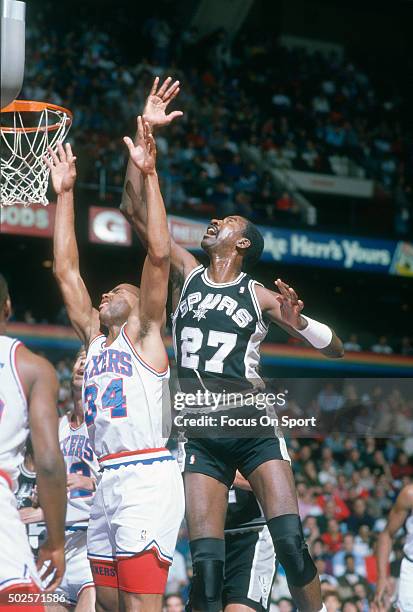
[397, 484, 413, 509]
[15, 344, 58, 397]
[252, 282, 274, 311]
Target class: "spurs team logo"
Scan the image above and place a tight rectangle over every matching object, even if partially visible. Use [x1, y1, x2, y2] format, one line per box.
[192, 306, 208, 321]
[179, 291, 253, 329]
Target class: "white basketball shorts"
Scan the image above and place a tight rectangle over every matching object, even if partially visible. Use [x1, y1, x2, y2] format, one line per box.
[55, 528, 94, 605]
[87, 449, 185, 575]
[398, 557, 413, 612]
[0, 475, 41, 595]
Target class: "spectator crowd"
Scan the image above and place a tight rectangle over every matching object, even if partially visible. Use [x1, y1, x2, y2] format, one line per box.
[20, 5, 412, 235]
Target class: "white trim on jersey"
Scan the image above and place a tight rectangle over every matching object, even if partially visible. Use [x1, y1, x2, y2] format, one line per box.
[9, 340, 26, 408]
[171, 264, 204, 321]
[248, 279, 269, 334]
[121, 326, 169, 378]
[88, 333, 105, 350]
[243, 321, 267, 382]
[202, 269, 246, 288]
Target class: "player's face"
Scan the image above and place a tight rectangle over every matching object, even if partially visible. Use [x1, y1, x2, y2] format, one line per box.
[72, 350, 86, 390]
[99, 284, 139, 326]
[201, 216, 249, 254]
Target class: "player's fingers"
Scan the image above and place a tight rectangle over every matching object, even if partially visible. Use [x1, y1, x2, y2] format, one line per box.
[150, 76, 159, 96]
[157, 76, 172, 97]
[43, 155, 53, 170]
[57, 141, 66, 162]
[137, 115, 144, 140]
[65, 142, 74, 162]
[298, 299, 304, 310]
[44, 569, 63, 593]
[275, 279, 290, 298]
[123, 136, 135, 154]
[164, 80, 180, 102]
[288, 286, 298, 303]
[47, 145, 59, 165]
[166, 110, 184, 123]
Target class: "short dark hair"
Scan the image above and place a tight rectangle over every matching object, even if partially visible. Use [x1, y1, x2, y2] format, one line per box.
[165, 593, 184, 603]
[242, 221, 264, 270]
[0, 274, 9, 309]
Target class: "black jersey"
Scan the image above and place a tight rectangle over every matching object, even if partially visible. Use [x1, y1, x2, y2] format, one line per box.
[15, 462, 36, 509]
[225, 487, 265, 534]
[172, 265, 268, 394]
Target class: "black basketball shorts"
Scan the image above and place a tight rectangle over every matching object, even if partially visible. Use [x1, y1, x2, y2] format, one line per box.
[181, 436, 290, 489]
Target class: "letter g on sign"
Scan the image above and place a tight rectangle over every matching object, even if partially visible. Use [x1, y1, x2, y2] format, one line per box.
[89, 207, 132, 246]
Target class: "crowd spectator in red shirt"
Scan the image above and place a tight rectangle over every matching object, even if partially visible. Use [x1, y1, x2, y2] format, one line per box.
[321, 518, 344, 554]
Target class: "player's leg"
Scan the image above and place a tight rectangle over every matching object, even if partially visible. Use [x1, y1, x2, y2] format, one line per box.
[246, 455, 322, 612]
[118, 591, 163, 612]
[75, 584, 96, 611]
[95, 585, 119, 612]
[116, 551, 169, 612]
[113, 458, 184, 610]
[87, 475, 119, 612]
[183, 439, 234, 612]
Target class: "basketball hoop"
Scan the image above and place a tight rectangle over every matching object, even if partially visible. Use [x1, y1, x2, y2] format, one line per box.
[0, 100, 72, 206]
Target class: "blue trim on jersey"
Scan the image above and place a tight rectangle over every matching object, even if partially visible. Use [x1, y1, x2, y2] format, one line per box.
[120, 328, 169, 378]
[66, 525, 88, 532]
[116, 539, 173, 562]
[101, 455, 174, 470]
[87, 552, 115, 560]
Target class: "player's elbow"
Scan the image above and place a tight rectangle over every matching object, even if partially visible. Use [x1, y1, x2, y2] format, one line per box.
[148, 241, 171, 266]
[36, 452, 65, 481]
[53, 258, 75, 280]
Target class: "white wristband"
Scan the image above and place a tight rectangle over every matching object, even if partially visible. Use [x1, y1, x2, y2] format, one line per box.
[294, 315, 332, 349]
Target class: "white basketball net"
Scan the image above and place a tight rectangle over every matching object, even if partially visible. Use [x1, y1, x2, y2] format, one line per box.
[0, 105, 72, 207]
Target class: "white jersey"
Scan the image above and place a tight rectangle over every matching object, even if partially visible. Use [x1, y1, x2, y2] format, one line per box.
[404, 512, 413, 561]
[0, 336, 29, 488]
[59, 415, 99, 528]
[82, 325, 170, 459]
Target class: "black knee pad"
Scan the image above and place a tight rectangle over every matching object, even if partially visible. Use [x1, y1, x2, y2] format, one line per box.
[267, 514, 317, 588]
[187, 538, 225, 612]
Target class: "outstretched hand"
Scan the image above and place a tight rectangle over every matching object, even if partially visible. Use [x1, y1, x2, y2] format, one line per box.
[124, 116, 157, 175]
[274, 279, 305, 328]
[143, 76, 183, 128]
[44, 142, 77, 195]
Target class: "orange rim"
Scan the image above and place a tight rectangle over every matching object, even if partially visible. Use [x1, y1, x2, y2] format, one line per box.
[0, 100, 73, 133]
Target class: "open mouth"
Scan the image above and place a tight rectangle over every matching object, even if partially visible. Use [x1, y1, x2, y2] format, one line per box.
[204, 224, 218, 237]
[99, 300, 109, 310]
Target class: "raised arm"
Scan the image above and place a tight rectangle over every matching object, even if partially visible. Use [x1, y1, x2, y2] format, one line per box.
[46, 143, 100, 346]
[123, 119, 170, 369]
[373, 485, 413, 611]
[120, 77, 199, 307]
[18, 346, 67, 592]
[256, 279, 344, 358]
